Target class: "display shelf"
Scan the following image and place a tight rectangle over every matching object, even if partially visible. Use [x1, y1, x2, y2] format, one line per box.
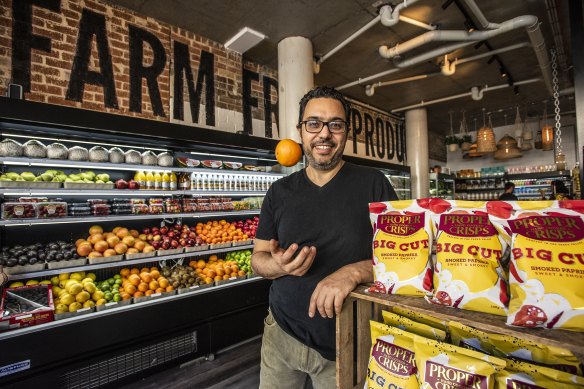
[505, 170, 570, 180]
[455, 187, 502, 192]
[0, 188, 269, 196]
[513, 183, 551, 188]
[455, 176, 504, 180]
[6, 244, 253, 280]
[0, 210, 260, 226]
[0, 156, 287, 177]
[0, 275, 262, 340]
[336, 284, 584, 389]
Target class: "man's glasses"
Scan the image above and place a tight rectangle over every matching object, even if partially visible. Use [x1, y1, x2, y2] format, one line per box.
[299, 120, 347, 134]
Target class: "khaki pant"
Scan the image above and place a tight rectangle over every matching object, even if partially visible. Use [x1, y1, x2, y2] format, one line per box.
[259, 310, 336, 389]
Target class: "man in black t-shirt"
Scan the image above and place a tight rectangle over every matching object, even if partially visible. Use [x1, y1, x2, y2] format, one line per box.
[499, 182, 518, 201]
[252, 86, 397, 388]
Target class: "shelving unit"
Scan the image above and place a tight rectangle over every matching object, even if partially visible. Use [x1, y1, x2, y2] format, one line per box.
[0, 98, 281, 387]
[454, 170, 573, 200]
[429, 172, 455, 199]
[337, 285, 584, 389]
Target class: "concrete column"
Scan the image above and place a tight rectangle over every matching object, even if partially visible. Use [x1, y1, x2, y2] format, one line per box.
[278, 37, 314, 142]
[405, 108, 429, 199]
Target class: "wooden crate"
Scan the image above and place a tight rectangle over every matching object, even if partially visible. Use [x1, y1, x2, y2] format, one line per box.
[336, 284, 584, 389]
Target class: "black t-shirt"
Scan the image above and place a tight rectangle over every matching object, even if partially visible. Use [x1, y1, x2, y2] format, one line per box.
[256, 162, 397, 360]
[498, 192, 518, 201]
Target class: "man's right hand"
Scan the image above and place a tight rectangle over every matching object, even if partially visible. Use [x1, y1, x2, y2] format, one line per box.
[269, 239, 316, 276]
[251, 238, 316, 279]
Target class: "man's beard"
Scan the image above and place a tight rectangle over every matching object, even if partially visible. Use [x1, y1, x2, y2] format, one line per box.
[303, 138, 346, 171]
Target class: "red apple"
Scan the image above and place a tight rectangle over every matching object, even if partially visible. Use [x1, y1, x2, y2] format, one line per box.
[128, 180, 140, 190]
[115, 179, 128, 189]
[142, 228, 151, 234]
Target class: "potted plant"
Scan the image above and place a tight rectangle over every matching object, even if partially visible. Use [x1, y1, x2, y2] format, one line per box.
[460, 134, 472, 151]
[445, 135, 461, 152]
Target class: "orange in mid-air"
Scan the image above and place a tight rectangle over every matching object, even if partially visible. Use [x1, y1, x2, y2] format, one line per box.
[275, 139, 302, 167]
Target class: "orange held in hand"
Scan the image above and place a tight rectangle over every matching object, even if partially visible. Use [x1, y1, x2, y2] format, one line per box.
[275, 139, 302, 167]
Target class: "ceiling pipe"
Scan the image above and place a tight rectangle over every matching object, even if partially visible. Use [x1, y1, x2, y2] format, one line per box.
[459, 0, 500, 29]
[441, 55, 456, 76]
[379, 0, 423, 27]
[461, 0, 552, 95]
[315, 15, 381, 68]
[391, 78, 541, 113]
[379, 15, 538, 60]
[399, 15, 436, 30]
[366, 73, 437, 96]
[362, 42, 530, 95]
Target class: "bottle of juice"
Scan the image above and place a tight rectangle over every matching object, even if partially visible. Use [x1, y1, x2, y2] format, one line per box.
[145, 171, 154, 190]
[134, 171, 145, 188]
[180, 173, 190, 190]
[161, 171, 170, 191]
[154, 172, 162, 190]
[170, 172, 178, 191]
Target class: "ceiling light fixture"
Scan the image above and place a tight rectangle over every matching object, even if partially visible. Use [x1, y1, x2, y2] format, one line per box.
[500, 67, 507, 77]
[224, 27, 266, 54]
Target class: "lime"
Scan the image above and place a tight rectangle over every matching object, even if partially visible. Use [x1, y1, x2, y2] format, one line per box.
[101, 283, 111, 291]
[108, 278, 116, 285]
[115, 279, 123, 285]
[113, 274, 121, 280]
[113, 294, 122, 302]
[104, 292, 113, 301]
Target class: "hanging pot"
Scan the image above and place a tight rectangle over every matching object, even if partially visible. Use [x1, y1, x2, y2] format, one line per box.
[448, 143, 458, 152]
[460, 142, 471, 151]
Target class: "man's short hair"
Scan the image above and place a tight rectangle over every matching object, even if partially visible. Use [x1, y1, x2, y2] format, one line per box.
[297, 86, 351, 125]
[504, 182, 515, 191]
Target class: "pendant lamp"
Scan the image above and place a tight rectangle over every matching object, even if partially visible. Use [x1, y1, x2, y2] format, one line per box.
[541, 102, 554, 151]
[494, 134, 522, 160]
[476, 110, 497, 154]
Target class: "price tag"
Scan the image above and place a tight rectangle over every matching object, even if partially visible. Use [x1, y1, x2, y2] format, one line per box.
[105, 302, 118, 307]
[160, 260, 167, 268]
[152, 293, 162, 297]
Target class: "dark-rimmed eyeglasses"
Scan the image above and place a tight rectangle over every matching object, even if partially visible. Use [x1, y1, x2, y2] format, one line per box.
[299, 120, 347, 134]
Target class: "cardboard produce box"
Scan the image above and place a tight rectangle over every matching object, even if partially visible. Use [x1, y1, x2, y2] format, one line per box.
[0, 284, 54, 331]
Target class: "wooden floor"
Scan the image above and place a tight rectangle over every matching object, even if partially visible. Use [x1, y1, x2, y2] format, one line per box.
[120, 337, 262, 389]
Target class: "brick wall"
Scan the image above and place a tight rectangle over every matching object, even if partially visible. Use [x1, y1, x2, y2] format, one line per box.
[0, 0, 277, 124]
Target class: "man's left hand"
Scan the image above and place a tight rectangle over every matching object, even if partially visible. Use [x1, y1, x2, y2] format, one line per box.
[308, 260, 372, 319]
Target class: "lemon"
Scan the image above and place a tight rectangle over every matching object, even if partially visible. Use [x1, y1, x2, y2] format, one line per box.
[83, 300, 95, 309]
[66, 282, 83, 295]
[58, 279, 70, 289]
[95, 298, 107, 306]
[68, 302, 82, 312]
[79, 271, 86, 278]
[58, 273, 70, 281]
[83, 282, 97, 294]
[92, 290, 105, 301]
[60, 293, 75, 306]
[50, 276, 60, 286]
[81, 278, 93, 284]
[75, 291, 90, 303]
[52, 286, 63, 296]
[55, 303, 69, 314]
[58, 288, 69, 298]
[8, 281, 24, 288]
[86, 273, 96, 281]
[26, 279, 39, 285]
[39, 280, 52, 285]
[70, 273, 83, 281]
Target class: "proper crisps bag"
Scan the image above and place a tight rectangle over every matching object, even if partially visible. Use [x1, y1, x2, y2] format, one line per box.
[368, 200, 434, 296]
[428, 201, 509, 316]
[488, 200, 584, 331]
[414, 335, 506, 389]
[496, 359, 584, 389]
[366, 321, 419, 389]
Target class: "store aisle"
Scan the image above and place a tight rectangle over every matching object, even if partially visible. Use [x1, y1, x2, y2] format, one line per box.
[121, 337, 261, 389]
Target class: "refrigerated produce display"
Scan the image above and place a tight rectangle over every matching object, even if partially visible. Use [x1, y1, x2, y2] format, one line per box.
[0, 98, 281, 387]
[429, 172, 455, 200]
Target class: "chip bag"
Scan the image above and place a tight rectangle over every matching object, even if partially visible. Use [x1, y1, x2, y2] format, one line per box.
[449, 321, 583, 375]
[366, 321, 418, 389]
[496, 358, 584, 388]
[428, 201, 509, 316]
[368, 200, 434, 296]
[414, 335, 506, 389]
[382, 310, 447, 341]
[487, 201, 584, 331]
